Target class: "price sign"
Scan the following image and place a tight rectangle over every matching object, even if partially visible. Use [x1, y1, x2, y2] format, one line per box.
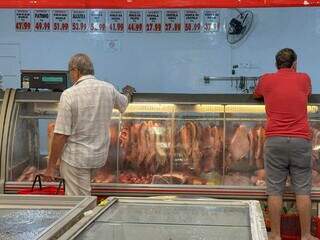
[164, 10, 181, 33]
[15, 10, 32, 32]
[34, 10, 51, 32]
[71, 10, 88, 32]
[203, 10, 220, 32]
[52, 10, 69, 32]
[145, 10, 162, 33]
[89, 10, 106, 32]
[108, 11, 124, 33]
[127, 11, 143, 33]
[184, 10, 201, 33]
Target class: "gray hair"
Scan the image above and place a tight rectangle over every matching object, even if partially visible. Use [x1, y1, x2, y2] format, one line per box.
[68, 53, 94, 76]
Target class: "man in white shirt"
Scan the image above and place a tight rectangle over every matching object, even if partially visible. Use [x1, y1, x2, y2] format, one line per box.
[44, 53, 134, 195]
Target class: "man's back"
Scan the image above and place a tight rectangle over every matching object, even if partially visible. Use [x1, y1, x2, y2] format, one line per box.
[254, 68, 311, 139]
[54, 75, 128, 168]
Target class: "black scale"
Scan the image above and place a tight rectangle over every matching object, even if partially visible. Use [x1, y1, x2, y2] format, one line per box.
[21, 70, 69, 92]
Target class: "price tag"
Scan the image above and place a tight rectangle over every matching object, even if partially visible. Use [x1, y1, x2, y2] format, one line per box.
[15, 10, 32, 32]
[71, 10, 88, 32]
[145, 10, 162, 33]
[203, 10, 220, 32]
[184, 10, 201, 33]
[127, 11, 143, 33]
[34, 10, 51, 32]
[89, 10, 106, 32]
[164, 10, 181, 33]
[52, 10, 69, 32]
[108, 11, 124, 33]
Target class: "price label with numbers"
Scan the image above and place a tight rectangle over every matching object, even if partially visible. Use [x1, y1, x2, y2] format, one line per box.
[203, 10, 220, 32]
[145, 10, 162, 33]
[108, 11, 124, 33]
[89, 10, 106, 32]
[52, 10, 69, 32]
[164, 10, 181, 33]
[34, 10, 51, 32]
[15, 10, 32, 32]
[127, 11, 143, 33]
[71, 10, 88, 32]
[184, 10, 201, 33]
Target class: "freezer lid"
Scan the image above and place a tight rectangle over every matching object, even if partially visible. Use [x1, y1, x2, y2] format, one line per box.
[60, 197, 267, 240]
[0, 194, 97, 240]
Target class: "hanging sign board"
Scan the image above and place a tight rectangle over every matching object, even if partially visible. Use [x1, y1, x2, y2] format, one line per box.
[34, 10, 51, 32]
[71, 10, 88, 32]
[15, 10, 32, 31]
[145, 10, 162, 33]
[52, 10, 69, 32]
[164, 10, 181, 33]
[203, 10, 220, 32]
[183, 10, 201, 33]
[127, 10, 143, 32]
[89, 9, 106, 32]
[108, 10, 124, 32]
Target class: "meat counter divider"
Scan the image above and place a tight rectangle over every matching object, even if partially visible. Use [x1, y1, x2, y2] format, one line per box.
[2, 90, 320, 202]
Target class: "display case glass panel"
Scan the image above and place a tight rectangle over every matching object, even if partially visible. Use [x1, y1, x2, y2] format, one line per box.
[309, 104, 320, 188]
[7, 101, 58, 181]
[224, 105, 266, 187]
[117, 103, 174, 184]
[170, 104, 224, 185]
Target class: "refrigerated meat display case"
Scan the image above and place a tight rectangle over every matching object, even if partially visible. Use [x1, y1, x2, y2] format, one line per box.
[0, 194, 96, 240]
[2, 89, 320, 200]
[58, 197, 267, 240]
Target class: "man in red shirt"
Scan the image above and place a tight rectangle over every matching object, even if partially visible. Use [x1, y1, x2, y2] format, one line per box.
[254, 48, 316, 240]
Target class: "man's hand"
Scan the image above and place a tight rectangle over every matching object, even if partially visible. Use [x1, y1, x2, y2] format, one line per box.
[122, 85, 136, 102]
[42, 167, 56, 182]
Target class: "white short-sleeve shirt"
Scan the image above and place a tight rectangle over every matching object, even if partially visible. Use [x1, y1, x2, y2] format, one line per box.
[54, 75, 128, 168]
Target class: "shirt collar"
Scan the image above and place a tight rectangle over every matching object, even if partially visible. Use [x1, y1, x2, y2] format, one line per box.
[74, 75, 95, 85]
[277, 68, 296, 73]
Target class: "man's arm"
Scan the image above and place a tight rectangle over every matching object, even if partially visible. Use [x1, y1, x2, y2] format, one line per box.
[113, 85, 135, 113]
[44, 133, 68, 180]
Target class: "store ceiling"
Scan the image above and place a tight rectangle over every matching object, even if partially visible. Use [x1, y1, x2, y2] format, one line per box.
[0, 0, 318, 9]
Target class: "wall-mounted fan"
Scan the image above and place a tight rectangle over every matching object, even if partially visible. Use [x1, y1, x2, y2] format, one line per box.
[227, 9, 254, 44]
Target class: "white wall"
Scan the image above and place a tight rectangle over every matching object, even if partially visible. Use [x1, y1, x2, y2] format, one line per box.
[0, 8, 319, 93]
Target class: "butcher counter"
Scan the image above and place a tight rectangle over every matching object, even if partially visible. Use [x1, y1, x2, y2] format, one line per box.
[1, 89, 320, 201]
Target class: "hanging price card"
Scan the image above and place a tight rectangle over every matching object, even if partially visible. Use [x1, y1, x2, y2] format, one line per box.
[203, 10, 220, 32]
[108, 11, 124, 33]
[15, 10, 32, 31]
[145, 10, 162, 33]
[184, 10, 201, 33]
[127, 11, 143, 33]
[89, 10, 106, 32]
[71, 10, 88, 32]
[52, 10, 69, 32]
[164, 10, 181, 33]
[34, 10, 51, 32]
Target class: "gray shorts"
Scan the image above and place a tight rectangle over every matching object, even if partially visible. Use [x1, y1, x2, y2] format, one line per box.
[264, 137, 312, 196]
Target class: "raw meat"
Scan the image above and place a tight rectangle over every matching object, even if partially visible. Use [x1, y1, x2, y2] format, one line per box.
[227, 125, 250, 167]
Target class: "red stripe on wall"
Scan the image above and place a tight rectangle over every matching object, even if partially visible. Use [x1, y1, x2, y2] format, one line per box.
[0, 0, 318, 9]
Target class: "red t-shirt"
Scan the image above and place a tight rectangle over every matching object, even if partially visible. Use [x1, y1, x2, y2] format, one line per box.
[254, 68, 312, 140]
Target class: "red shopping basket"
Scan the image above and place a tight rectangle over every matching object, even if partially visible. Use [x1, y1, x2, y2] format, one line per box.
[18, 174, 65, 195]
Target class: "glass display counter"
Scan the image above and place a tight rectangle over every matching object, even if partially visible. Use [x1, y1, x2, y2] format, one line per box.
[2, 90, 320, 200]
